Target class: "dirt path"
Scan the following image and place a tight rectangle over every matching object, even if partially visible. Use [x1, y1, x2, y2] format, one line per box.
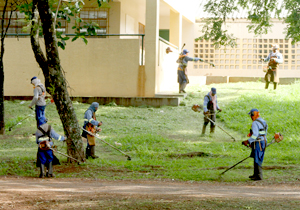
[1, 177, 300, 209]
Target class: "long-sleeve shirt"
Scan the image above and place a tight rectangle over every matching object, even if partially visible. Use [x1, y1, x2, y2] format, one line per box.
[248, 118, 268, 144]
[178, 56, 203, 70]
[203, 93, 219, 112]
[30, 85, 46, 107]
[83, 109, 100, 126]
[263, 51, 283, 66]
[36, 127, 65, 147]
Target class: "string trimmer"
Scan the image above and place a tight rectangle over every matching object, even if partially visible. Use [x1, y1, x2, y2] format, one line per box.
[219, 132, 283, 176]
[9, 112, 34, 131]
[81, 127, 131, 161]
[192, 104, 236, 141]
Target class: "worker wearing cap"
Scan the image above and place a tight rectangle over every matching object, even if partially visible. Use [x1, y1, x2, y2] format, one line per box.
[242, 109, 268, 180]
[261, 45, 283, 90]
[202, 87, 222, 135]
[177, 49, 204, 93]
[29, 76, 47, 127]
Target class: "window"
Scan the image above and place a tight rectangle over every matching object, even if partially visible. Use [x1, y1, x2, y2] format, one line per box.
[80, 8, 109, 35]
[0, 9, 28, 35]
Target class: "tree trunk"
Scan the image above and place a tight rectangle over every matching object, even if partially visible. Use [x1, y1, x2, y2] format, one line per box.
[30, 0, 85, 162]
[0, 0, 8, 135]
[0, 43, 4, 135]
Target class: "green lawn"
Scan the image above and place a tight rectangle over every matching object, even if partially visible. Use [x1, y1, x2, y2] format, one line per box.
[1, 81, 299, 182]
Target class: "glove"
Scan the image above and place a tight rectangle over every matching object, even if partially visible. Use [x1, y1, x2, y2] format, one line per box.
[217, 109, 222, 112]
[242, 140, 249, 147]
[199, 58, 203, 62]
[203, 111, 209, 115]
[247, 133, 251, 137]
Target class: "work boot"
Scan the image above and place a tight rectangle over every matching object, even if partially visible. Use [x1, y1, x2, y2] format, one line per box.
[46, 162, 54, 178]
[251, 162, 263, 181]
[265, 82, 269, 89]
[201, 125, 206, 135]
[210, 126, 215, 134]
[39, 164, 45, 178]
[90, 146, 99, 159]
[86, 147, 91, 159]
[273, 83, 277, 90]
[180, 83, 187, 93]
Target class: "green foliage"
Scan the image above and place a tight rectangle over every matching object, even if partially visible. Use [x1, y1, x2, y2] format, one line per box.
[17, 0, 110, 49]
[199, 0, 300, 48]
[2, 82, 300, 182]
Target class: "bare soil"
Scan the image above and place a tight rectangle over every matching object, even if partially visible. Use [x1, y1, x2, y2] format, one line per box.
[1, 176, 300, 210]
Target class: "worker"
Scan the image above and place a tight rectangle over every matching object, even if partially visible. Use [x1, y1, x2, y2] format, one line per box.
[82, 102, 102, 159]
[177, 49, 205, 93]
[29, 76, 47, 127]
[261, 45, 283, 90]
[202, 87, 222, 135]
[242, 108, 268, 180]
[36, 118, 65, 178]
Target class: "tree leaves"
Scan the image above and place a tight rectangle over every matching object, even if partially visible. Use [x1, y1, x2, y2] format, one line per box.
[199, 0, 300, 48]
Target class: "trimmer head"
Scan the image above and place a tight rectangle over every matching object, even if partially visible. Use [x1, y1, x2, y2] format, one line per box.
[192, 104, 202, 112]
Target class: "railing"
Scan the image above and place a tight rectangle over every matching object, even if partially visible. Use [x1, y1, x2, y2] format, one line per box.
[159, 37, 179, 50]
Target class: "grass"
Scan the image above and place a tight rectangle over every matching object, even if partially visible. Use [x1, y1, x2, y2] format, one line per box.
[1, 81, 300, 183]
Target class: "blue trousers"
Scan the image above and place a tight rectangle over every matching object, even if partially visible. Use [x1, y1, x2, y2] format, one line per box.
[177, 70, 187, 85]
[35, 105, 46, 127]
[250, 140, 266, 166]
[37, 149, 53, 165]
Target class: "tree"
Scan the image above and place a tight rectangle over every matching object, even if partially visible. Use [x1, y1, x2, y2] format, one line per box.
[198, 0, 300, 48]
[28, 0, 109, 162]
[0, 0, 28, 135]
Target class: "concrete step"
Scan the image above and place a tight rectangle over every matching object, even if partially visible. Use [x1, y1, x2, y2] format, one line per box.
[155, 91, 187, 98]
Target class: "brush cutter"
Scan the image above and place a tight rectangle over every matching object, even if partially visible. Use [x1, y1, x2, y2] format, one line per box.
[81, 127, 131, 161]
[9, 112, 35, 131]
[192, 104, 236, 141]
[9, 100, 55, 131]
[50, 148, 81, 163]
[219, 132, 283, 176]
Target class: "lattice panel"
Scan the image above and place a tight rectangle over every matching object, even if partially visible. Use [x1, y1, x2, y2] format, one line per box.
[193, 39, 300, 70]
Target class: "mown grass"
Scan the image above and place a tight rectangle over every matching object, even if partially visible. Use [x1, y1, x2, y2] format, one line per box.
[1, 81, 300, 182]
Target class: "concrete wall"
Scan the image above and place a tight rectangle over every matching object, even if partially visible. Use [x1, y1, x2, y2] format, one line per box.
[156, 41, 179, 93]
[163, 0, 197, 23]
[119, 0, 146, 35]
[4, 38, 141, 97]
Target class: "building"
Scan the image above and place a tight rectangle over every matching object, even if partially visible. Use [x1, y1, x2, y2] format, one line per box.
[190, 0, 300, 84]
[2, 0, 299, 107]
[2, 0, 200, 106]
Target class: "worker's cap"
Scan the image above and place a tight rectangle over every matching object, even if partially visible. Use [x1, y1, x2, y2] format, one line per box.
[272, 44, 279, 50]
[31, 76, 37, 83]
[182, 49, 189, 55]
[166, 47, 172, 53]
[248, 108, 259, 116]
[211, 87, 217, 94]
